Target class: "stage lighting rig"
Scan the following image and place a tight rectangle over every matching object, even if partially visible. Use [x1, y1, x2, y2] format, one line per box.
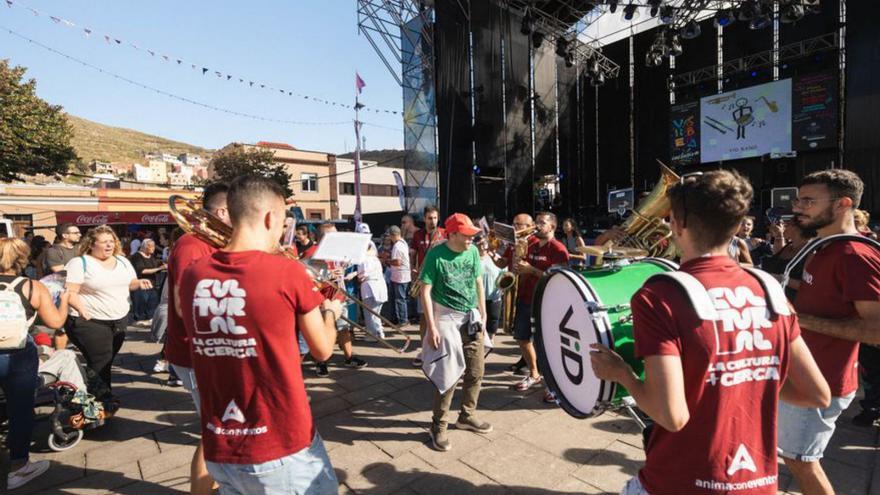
[556, 36, 571, 58]
[608, 0, 619, 14]
[803, 0, 821, 14]
[659, 5, 675, 24]
[622, 3, 639, 21]
[749, 3, 773, 30]
[781, 1, 806, 23]
[521, 10, 535, 35]
[647, 0, 663, 17]
[680, 19, 701, 40]
[737, 0, 760, 21]
[667, 32, 683, 57]
[714, 8, 736, 27]
[532, 30, 546, 48]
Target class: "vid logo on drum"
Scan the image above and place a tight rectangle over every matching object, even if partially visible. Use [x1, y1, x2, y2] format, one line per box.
[559, 306, 584, 385]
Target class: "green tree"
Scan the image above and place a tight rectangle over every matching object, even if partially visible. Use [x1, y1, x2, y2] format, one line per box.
[0, 59, 77, 181]
[209, 145, 293, 198]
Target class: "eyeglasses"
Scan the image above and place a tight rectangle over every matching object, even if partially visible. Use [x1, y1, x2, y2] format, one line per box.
[790, 197, 838, 209]
[678, 172, 704, 227]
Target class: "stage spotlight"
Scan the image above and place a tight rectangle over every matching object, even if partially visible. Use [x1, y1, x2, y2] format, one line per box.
[622, 4, 639, 21]
[781, 3, 805, 23]
[749, 5, 772, 30]
[737, 0, 759, 21]
[647, 0, 662, 17]
[714, 9, 736, 27]
[659, 5, 675, 24]
[645, 49, 664, 68]
[520, 12, 534, 36]
[555, 36, 571, 58]
[564, 53, 575, 68]
[588, 57, 600, 75]
[680, 20, 701, 40]
[532, 31, 546, 48]
[803, 0, 821, 14]
[608, 0, 619, 14]
[590, 72, 605, 87]
[667, 33, 683, 57]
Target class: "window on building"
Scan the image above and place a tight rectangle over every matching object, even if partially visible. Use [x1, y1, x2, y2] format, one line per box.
[301, 173, 318, 192]
[340, 182, 355, 195]
[5, 214, 32, 239]
[308, 210, 324, 220]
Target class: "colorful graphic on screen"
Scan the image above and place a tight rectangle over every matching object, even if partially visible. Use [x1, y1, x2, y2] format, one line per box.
[700, 79, 792, 163]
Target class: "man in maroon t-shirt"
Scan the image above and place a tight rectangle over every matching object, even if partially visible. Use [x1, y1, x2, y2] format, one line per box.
[512, 212, 569, 395]
[591, 170, 829, 495]
[779, 169, 880, 495]
[410, 206, 446, 366]
[179, 175, 342, 494]
[166, 182, 228, 495]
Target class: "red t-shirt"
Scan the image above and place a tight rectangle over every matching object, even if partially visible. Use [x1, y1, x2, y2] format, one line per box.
[794, 240, 880, 396]
[178, 251, 325, 464]
[166, 234, 217, 368]
[517, 238, 569, 305]
[633, 256, 799, 495]
[300, 243, 318, 260]
[411, 228, 446, 268]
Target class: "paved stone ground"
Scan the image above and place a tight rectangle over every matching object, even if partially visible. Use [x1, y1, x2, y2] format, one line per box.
[2, 324, 878, 494]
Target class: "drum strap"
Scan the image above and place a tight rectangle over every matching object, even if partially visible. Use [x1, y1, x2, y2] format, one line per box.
[782, 234, 880, 289]
[649, 267, 790, 320]
[648, 272, 719, 320]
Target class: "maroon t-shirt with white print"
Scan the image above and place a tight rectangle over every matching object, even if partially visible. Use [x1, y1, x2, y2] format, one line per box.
[179, 250, 324, 464]
[633, 256, 799, 495]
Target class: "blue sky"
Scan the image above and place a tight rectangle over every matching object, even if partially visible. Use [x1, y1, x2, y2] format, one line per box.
[0, 0, 404, 153]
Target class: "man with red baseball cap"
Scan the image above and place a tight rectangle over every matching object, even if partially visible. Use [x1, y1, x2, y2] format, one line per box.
[418, 213, 490, 452]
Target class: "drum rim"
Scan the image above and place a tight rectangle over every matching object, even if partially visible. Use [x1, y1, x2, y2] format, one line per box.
[533, 266, 614, 419]
[640, 257, 680, 272]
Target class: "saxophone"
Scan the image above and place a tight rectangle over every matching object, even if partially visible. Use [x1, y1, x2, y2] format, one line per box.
[408, 230, 443, 298]
[497, 227, 535, 334]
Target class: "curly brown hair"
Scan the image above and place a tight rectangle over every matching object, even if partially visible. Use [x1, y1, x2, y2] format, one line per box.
[77, 225, 123, 257]
[668, 169, 753, 251]
[0, 238, 30, 274]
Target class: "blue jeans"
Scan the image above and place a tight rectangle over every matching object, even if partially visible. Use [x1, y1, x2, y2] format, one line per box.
[0, 338, 39, 463]
[206, 433, 338, 495]
[132, 288, 159, 321]
[391, 282, 409, 325]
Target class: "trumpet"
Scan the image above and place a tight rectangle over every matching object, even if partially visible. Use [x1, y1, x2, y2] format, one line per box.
[168, 195, 411, 353]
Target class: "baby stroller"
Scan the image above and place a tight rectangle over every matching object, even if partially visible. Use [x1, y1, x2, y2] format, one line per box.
[0, 359, 117, 452]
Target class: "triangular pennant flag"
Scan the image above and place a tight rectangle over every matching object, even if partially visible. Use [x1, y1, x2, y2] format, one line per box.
[131, 43, 140, 50]
[27, 7, 38, 15]
[83, 28, 92, 36]
[177, 59, 182, 64]
[260, 84, 265, 88]
[104, 35, 111, 44]
[356, 72, 366, 94]
[202, 67, 209, 75]
[50, 16, 61, 23]
[148, 50, 155, 56]
[214, 71, 221, 77]
[191, 64, 197, 70]
[279, 89, 284, 94]
[61, 19, 74, 27]
[162, 55, 169, 61]
[4, 1, 12, 9]
[249, 81, 254, 87]
[227, 75, 232, 80]
[114, 39, 121, 44]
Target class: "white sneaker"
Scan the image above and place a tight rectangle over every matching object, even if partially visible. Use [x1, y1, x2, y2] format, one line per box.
[152, 359, 168, 373]
[8, 460, 50, 489]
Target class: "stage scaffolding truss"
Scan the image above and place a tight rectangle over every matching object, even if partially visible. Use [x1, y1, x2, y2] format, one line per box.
[671, 31, 839, 88]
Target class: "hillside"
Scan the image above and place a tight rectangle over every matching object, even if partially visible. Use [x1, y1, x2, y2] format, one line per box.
[67, 115, 212, 165]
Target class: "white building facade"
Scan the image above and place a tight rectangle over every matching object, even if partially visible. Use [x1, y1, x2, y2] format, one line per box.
[334, 158, 404, 218]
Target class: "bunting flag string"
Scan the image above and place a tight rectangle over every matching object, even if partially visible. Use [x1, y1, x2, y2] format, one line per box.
[1, 26, 403, 132]
[1, 0, 401, 115]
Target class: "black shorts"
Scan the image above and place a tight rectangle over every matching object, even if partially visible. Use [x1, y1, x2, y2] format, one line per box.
[512, 302, 532, 341]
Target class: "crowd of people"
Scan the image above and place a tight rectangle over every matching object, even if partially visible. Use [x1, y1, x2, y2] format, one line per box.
[0, 167, 879, 495]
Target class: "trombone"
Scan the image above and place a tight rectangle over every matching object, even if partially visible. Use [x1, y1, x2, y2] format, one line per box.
[303, 262, 411, 354]
[168, 195, 411, 354]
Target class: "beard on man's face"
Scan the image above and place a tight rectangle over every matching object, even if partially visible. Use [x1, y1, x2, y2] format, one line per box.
[794, 205, 834, 232]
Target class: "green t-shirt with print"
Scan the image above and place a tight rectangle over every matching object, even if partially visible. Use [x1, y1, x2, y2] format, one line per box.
[419, 243, 482, 312]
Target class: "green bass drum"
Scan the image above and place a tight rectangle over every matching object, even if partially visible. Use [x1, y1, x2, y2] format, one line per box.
[533, 258, 678, 418]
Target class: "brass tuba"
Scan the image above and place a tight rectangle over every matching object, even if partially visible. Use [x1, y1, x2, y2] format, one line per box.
[167, 195, 411, 353]
[615, 162, 680, 258]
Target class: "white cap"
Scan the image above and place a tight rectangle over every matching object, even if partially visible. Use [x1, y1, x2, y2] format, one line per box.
[356, 222, 371, 234]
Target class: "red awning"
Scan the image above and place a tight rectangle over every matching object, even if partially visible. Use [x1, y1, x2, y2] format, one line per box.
[55, 211, 176, 226]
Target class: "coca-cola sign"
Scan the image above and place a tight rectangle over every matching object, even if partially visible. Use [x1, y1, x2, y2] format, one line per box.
[140, 213, 170, 224]
[75, 214, 110, 225]
[57, 211, 176, 226]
